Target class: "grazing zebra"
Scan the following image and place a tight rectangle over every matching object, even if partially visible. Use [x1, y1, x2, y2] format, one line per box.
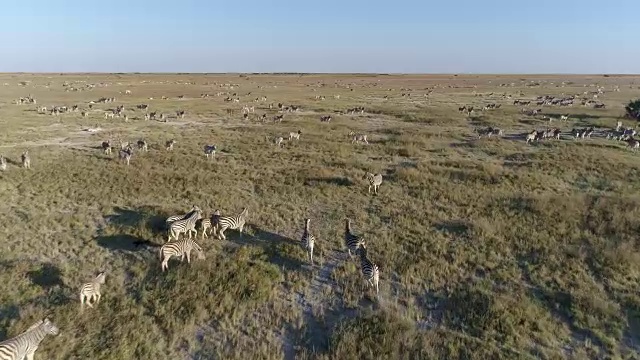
[144, 113, 150, 121]
[560, 115, 569, 121]
[159, 238, 206, 272]
[81, 111, 88, 118]
[289, 130, 301, 141]
[526, 131, 537, 144]
[344, 218, 366, 257]
[176, 110, 186, 119]
[133, 140, 146, 152]
[165, 205, 199, 228]
[320, 115, 332, 122]
[0, 318, 60, 360]
[119, 147, 132, 166]
[364, 172, 383, 194]
[300, 218, 316, 264]
[168, 207, 202, 241]
[356, 244, 380, 294]
[0, 156, 6, 171]
[80, 272, 106, 310]
[104, 112, 115, 119]
[349, 131, 369, 145]
[21, 151, 30, 169]
[215, 207, 248, 240]
[166, 139, 176, 151]
[204, 145, 217, 159]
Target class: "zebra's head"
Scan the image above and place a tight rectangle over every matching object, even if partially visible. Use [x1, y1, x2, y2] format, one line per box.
[41, 318, 60, 336]
[95, 272, 106, 284]
[356, 243, 367, 257]
[240, 207, 248, 218]
[193, 242, 206, 260]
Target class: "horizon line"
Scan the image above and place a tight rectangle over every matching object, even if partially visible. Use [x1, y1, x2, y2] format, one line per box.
[1, 72, 640, 77]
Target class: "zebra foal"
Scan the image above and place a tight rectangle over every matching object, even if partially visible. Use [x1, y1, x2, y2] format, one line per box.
[159, 238, 206, 272]
[0, 318, 59, 360]
[80, 272, 106, 310]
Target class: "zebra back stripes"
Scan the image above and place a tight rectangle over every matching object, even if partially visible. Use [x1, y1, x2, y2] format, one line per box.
[215, 208, 248, 240]
[344, 218, 365, 257]
[301, 218, 315, 264]
[159, 238, 206, 272]
[357, 245, 379, 294]
[0, 318, 59, 360]
[168, 207, 202, 241]
[80, 272, 106, 310]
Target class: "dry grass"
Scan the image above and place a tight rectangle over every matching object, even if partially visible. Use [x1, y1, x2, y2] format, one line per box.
[1, 73, 640, 359]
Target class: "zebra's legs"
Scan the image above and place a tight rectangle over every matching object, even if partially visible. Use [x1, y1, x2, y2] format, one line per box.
[26, 351, 36, 360]
[186, 250, 191, 263]
[219, 227, 227, 240]
[239, 225, 244, 238]
[368, 185, 371, 193]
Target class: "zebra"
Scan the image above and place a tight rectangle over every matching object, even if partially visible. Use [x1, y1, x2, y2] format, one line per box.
[166, 139, 176, 151]
[137, 140, 148, 152]
[168, 207, 202, 241]
[301, 218, 315, 264]
[119, 146, 132, 166]
[176, 110, 185, 119]
[204, 145, 217, 159]
[165, 205, 199, 228]
[349, 131, 369, 144]
[144, 113, 150, 121]
[320, 115, 332, 122]
[80, 272, 106, 310]
[21, 151, 30, 169]
[0, 156, 6, 171]
[272, 136, 284, 148]
[364, 172, 383, 194]
[356, 244, 380, 294]
[625, 136, 640, 151]
[344, 218, 366, 257]
[0, 318, 60, 360]
[197, 217, 213, 239]
[215, 207, 248, 240]
[289, 130, 301, 141]
[159, 238, 206, 272]
[526, 131, 537, 144]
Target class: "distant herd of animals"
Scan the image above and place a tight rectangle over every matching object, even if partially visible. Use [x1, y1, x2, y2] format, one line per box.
[0, 78, 633, 359]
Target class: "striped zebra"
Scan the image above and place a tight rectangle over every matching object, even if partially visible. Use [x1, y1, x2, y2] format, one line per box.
[0, 156, 7, 171]
[21, 151, 30, 169]
[349, 131, 369, 145]
[80, 272, 106, 310]
[101, 140, 112, 155]
[119, 147, 132, 166]
[197, 217, 212, 240]
[289, 130, 301, 141]
[168, 207, 202, 241]
[0, 318, 60, 360]
[301, 218, 315, 264]
[159, 238, 206, 272]
[344, 218, 366, 257]
[364, 172, 383, 194]
[166, 139, 176, 151]
[215, 208, 248, 240]
[204, 145, 217, 159]
[165, 205, 199, 227]
[356, 244, 380, 294]
[137, 139, 148, 152]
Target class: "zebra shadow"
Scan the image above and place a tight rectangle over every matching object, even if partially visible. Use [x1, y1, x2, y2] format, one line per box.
[95, 234, 160, 252]
[27, 263, 65, 290]
[230, 226, 306, 271]
[0, 304, 20, 339]
[105, 206, 167, 234]
[304, 177, 354, 187]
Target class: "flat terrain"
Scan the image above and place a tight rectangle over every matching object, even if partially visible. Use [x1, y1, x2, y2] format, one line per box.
[1, 73, 640, 359]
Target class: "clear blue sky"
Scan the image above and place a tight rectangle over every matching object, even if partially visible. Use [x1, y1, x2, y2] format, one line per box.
[0, 0, 637, 73]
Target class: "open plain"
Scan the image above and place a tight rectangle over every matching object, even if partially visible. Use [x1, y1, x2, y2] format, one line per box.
[1, 73, 640, 359]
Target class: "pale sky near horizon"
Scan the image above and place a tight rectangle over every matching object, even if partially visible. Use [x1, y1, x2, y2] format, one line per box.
[0, 0, 637, 73]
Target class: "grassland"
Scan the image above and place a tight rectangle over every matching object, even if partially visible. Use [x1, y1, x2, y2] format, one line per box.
[1, 73, 640, 359]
